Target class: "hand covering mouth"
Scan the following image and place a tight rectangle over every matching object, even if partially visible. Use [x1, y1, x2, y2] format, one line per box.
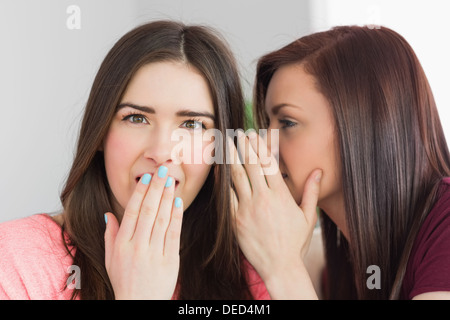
[136, 174, 180, 187]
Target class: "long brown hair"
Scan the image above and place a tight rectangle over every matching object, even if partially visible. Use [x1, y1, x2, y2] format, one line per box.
[254, 26, 450, 299]
[60, 20, 251, 299]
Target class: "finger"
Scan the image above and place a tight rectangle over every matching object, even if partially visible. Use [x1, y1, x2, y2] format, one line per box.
[148, 176, 175, 252]
[133, 166, 170, 244]
[116, 173, 152, 242]
[299, 169, 322, 226]
[236, 130, 267, 192]
[104, 212, 120, 272]
[247, 130, 284, 189]
[164, 197, 184, 260]
[228, 136, 252, 203]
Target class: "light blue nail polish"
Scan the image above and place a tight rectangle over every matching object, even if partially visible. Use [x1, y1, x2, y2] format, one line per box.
[165, 176, 173, 188]
[104, 214, 108, 224]
[158, 166, 168, 178]
[174, 197, 182, 208]
[141, 173, 151, 185]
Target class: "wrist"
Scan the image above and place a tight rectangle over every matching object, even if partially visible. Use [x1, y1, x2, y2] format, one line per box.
[264, 260, 318, 300]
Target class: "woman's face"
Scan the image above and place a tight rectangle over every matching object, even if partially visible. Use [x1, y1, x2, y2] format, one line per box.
[103, 61, 215, 216]
[265, 63, 342, 211]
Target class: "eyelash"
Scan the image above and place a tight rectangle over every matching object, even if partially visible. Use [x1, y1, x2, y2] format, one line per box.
[122, 112, 149, 124]
[278, 119, 297, 129]
[182, 118, 207, 130]
[121, 112, 207, 130]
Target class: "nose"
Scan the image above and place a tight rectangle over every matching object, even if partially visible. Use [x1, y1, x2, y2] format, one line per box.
[143, 129, 174, 167]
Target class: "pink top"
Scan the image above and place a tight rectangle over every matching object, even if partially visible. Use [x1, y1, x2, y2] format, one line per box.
[0, 214, 75, 299]
[0, 214, 270, 300]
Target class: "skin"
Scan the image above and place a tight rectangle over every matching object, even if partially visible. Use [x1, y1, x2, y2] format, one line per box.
[264, 63, 347, 238]
[230, 129, 322, 299]
[103, 61, 215, 219]
[102, 61, 216, 299]
[232, 63, 450, 299]
[231, 63, 334, 299]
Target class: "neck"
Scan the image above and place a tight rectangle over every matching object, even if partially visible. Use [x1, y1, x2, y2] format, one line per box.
[318, 193, 349, 242]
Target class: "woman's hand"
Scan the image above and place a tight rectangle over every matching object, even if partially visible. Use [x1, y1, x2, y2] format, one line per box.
[229, 131, 322, 299]
[104, 167, 183, 299]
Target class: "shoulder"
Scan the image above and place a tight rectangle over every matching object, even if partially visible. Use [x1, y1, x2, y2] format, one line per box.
[1, 213, 57, 239]
[0, 214, 75, 299]
[419, 178, 450, 237]
[416, 178, 450, 245]
[402, 178, 450, 299]
[437, 177, 450, 206]
[433, 177, 450, 210]
[0, 214, 69, 257]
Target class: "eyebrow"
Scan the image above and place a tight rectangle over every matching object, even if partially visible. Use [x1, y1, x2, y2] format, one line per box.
[270, 103, 301, 115]
[117, 103, 215, 122]
[117, 103, 155, 114]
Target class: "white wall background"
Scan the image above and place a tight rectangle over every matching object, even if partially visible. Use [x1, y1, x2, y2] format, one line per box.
[1, 0, 449, 223]
[310, 0, 450, 153]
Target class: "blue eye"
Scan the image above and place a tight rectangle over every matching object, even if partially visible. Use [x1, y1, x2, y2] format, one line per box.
[183, 120, 206, 130]
[123, 114, 148, 124]
[278, 119, 297, 129]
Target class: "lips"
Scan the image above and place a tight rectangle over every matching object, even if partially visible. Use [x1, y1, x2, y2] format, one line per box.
[136, 174, 180, 188]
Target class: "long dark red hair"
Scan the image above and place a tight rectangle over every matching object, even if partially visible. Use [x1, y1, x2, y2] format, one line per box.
[255, 26, 450, 299]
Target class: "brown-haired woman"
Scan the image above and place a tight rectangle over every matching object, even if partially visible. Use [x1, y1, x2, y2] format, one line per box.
[231, 25, 450, 300]
[0, 21, 269, 299]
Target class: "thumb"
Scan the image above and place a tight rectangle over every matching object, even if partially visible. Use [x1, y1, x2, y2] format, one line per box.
[299, 169, 322, 226]
[104, 212, 119, 271]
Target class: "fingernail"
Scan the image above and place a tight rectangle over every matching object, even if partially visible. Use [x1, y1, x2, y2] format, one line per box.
[141, 173, 152, 185]
[174, 197, 182, 208]
[315, 170, 322, 182]
[158, 166, 168, 178]
[104, 214, 108, 224]
[165, 176, 173, 188]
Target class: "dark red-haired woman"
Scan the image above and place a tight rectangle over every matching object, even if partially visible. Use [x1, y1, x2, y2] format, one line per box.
[231, 26, 450, 300]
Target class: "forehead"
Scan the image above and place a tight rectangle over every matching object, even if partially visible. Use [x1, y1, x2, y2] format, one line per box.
[265, 63, 328, 115]
[122, 61, 215, 115]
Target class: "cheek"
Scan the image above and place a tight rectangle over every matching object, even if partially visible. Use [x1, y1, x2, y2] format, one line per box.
[282, 145, 310, 203]
[282, 134, 322, 176]
[173, 133, 214, 208]
[180, 163, 212, 208]
[103, 129, 138, 208]
[174, 132, 216, 165]
[319, 138, 342, 201]
[281, 131, 338, 203]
